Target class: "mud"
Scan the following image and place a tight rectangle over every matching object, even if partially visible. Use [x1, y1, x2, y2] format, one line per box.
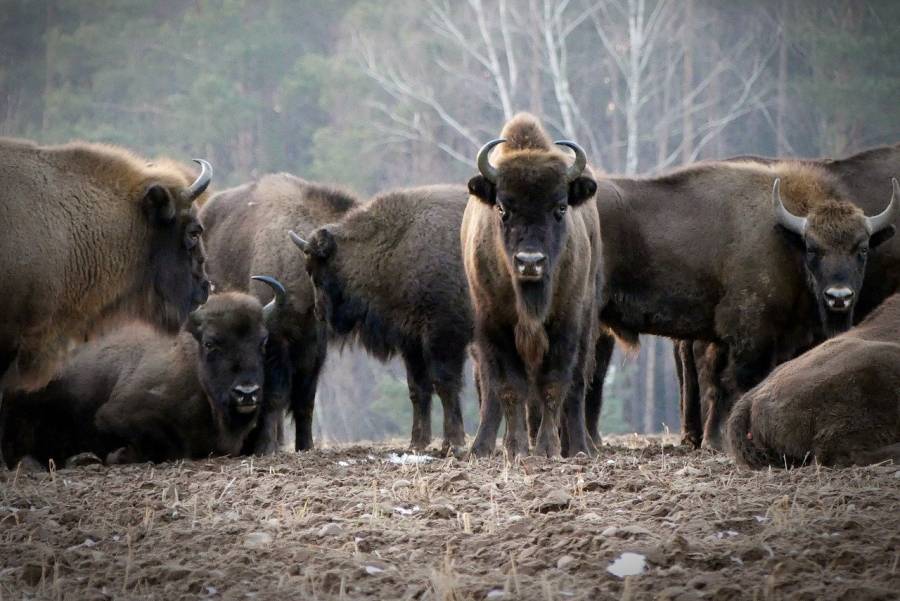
[1, 436, 898, 600]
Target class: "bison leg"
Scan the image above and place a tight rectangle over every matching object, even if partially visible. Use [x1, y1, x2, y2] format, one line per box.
[470, 375, 503, 458]
[500, 386, 530, 458]
[290, 337, 326, 452]
[585, 333, 615, 447]
[702, 343, 740, 451]
[676, 340, 703, 449]
[402, 349, 433, 451]
[0, 345, 17, 469]
[533, 384, 565, 458]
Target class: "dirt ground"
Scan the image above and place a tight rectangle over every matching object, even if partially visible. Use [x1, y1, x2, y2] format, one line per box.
[1, 436, 898, 601]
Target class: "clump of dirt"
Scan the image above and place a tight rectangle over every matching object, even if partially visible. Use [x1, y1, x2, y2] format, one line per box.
[1, 435, 898, 600]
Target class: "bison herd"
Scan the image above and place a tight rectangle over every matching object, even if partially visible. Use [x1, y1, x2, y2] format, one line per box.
[1, 112, 898, 471]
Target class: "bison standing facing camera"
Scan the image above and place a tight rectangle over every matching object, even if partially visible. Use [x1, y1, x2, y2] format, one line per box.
[1, 280, 289, 467]
[463, 113, 602, 458]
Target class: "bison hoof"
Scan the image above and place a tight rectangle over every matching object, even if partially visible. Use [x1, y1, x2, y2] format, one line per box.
[681, 434, 702, 450]
[440, 441, 467, 458]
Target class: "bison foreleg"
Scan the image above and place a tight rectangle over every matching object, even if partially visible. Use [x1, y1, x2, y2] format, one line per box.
[470, 382, 503, 458]
[676, 340, 703, 449]
[0, 345, 17, 469]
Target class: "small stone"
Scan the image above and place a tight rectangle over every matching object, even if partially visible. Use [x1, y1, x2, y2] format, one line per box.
[557, 555, 576, 569]
[319, 523, 344, 537]
[244, 531, 273, 548]
[600, 526, 619, 537]
[64, 452, 103, 469]
[536, 489, 571, 513]
[578, 512, 602, 522]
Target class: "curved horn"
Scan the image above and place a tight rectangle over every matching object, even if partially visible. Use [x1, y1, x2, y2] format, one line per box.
[554, 140, 587, 182]
[251, 275, 286, 323]
[476, 139, 505, 184]
[772, 178, 807, 235]
[288, 230, 310, 254]
[185, 159, 213, 202]
[865, 177, 900, 234]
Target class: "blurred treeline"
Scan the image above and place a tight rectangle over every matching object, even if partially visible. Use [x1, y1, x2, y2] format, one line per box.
[2, 0, 898, 442]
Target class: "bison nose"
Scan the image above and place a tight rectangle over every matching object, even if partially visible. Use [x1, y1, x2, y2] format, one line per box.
[824, 286, 854, 312]
[514, 252, 546, 279]
[231, 384, 260, 413]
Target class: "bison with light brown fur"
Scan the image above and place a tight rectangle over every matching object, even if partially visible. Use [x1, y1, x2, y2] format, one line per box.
[464, 113, 602, 458]
[0, 138, 212, 466]
[726, 293, 900, 468]
[200, 174, 361, 452]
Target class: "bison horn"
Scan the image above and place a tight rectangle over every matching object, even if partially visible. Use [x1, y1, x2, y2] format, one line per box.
[554, 140, 587, 182]
[288, 230, 309, 254]
[772, 178, 807, 235]
[251, 275, 286, 323]
[864, 177, 900, 235]
[185, 159, 213, 202]
[476, 139, 506, 184]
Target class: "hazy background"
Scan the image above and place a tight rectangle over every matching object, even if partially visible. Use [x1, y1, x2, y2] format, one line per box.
[3, 0, 898, 443]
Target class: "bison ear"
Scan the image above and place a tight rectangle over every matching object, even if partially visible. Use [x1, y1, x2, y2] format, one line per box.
[870, 225, 896, 249]
[468, 175, 496, 206]
[186, 308, 205, 341]
[308, 228, 336, 260]
[567, 176, 597, 207]
[143, 184, 177, 225]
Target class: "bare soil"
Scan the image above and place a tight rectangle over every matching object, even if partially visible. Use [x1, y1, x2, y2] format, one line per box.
[1, 436, 898, 601]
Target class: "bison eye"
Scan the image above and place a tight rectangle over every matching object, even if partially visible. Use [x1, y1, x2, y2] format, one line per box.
[554, 205, 567, 222]
[858, 246, 868, 257]
[203, 341, 217, 351]
[497, 205, 510, 222]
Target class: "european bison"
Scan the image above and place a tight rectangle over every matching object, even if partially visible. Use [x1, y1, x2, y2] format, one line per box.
[726, 293, 900, 468]
[289, 185, 471, 455]
[0, 138, 212, 466]
[1, 280, 287, 467]
[463, 113, 601, 458]
[676, 144, 900, 449]
[200, 174, 361, 452]
[594, 160, 897, 448]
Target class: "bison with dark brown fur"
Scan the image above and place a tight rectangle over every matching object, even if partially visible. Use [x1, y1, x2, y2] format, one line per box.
[200, 174, 361, 452]
[0, 138, 212, 466]
[463, 113, 602, 458]
[289, 185, 471, 455]
[726, 293, 900, 468]
[594, 159, 897, 449]
[675, 144, 900, 450]
[1, 283, 287, 467]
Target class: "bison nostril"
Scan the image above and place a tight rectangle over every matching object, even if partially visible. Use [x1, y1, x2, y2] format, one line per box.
[231, 384, 260, 405]
[824, 286, 854, 311]
[514, 252, 547, 277]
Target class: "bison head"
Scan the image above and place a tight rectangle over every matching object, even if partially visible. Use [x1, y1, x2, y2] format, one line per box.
[187, 278, 284, 422]
[288, 228, 346, 330]
[468, 139, 596, 314]
[143, 159, 212, 332]
[773, 177, 899, 336]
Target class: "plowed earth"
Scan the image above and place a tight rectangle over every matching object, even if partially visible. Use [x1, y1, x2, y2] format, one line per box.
[1, 436, 898, 600]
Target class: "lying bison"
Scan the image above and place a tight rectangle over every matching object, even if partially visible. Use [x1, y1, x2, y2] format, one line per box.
[1, 280, 287, 467]
[727, 293, 900, 468]
[200, 174, 361, 452]
[463, 113, 601, 458]
[0, 138, 212, 466]
[675, 145, 900, 449]
[595, 161, 898, 449]
[289, 185, 471, 455]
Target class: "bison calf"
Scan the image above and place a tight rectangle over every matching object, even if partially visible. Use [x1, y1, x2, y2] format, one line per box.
[290, 185, 471, 455]
[726, 294, 900, 468]
[1, 281, 287, 467]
